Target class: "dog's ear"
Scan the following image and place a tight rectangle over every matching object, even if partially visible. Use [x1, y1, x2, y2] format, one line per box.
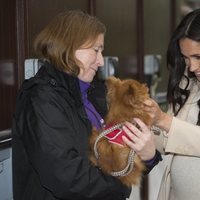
[141, 83, 149, 94]
[140, 84, 150, 100]
[123, 83, 149, 107]
[123, 85, 137, 106]
[105, 77, 122, 104]
[105, 76, 120, 91]
[106, 76, 118, 86]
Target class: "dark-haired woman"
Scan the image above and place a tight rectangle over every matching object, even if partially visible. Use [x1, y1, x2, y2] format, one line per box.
[142, 8, 200, 200]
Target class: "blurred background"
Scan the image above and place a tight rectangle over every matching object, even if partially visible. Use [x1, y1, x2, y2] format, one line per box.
[1, 0, 200, 199]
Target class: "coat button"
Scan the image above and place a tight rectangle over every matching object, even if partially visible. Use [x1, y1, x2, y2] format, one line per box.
[49, 78, 57, 86]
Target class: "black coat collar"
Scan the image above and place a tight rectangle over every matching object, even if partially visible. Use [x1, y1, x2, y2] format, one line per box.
[34, 60, 107, 117]
[37, 61, 83, 107]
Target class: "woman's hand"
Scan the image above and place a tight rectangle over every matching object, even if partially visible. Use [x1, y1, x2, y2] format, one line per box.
[122, 118, 156, 161]
[143, 99, 172, 132]
[143, 99, 164, 125]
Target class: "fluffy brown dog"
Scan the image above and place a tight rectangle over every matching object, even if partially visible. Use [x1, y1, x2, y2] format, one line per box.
[89, 76, 152, 187]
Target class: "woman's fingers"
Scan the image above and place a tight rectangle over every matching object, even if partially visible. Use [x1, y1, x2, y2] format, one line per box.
[122, 132, 135, 149]
[122, 118, 156, 160]
[123, 121, 141, 138]
[123, 118, 149, 136]
[133, 118, 150, 134]
[122, 125, 138, 144]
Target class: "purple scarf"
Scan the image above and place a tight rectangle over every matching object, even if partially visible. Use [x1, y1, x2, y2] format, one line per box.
[79, 80, 104, 130]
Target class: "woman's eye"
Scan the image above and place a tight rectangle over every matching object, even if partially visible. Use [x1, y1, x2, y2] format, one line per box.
[93, 48, 99, 53]
[181, 54, 187, 59]
[195, 56, 200, 60]
[92, 46, 103, 53]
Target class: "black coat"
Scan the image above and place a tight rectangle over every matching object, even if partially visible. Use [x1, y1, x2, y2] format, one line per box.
[12, 61, 131, 200]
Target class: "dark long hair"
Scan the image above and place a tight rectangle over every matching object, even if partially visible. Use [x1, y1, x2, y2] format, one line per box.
[167, 8, 200, 125]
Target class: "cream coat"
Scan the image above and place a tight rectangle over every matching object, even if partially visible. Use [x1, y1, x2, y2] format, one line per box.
[154, 79, 200, 200]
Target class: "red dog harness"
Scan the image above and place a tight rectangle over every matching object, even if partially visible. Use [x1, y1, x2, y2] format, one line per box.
[93, 122, 135, 177]
[103, 123, 128, 146]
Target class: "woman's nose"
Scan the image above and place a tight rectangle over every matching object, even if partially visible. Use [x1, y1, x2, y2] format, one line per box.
[97, 53, 104, 67]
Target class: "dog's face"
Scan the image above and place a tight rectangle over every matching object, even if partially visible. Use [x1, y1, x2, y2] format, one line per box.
[105, 76, 150, 125]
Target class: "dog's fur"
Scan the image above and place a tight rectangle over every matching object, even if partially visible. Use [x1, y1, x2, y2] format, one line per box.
[89, 76, 152, 187]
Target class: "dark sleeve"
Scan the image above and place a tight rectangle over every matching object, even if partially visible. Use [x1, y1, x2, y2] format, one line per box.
[22, 90, 130, 200]
[143, 150, 162, 175]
